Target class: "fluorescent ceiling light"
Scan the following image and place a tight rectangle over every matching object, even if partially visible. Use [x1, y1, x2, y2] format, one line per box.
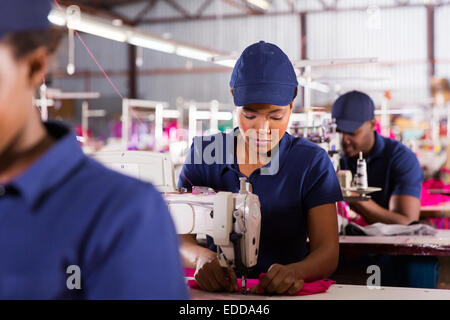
[214, 59, 237, 68]
[247, 0, 270, 11]
[67, 19, 127, 42]
[48, 11, 66, 26]
[48, 6, 225, 66]
[176, 46, 213, 61]
[129, 34, 176, 54]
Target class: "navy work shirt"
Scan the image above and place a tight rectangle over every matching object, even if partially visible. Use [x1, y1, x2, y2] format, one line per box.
[340, 131, 423, 209]
[178, 128, 343, 276]
[0, 122, 188, 300]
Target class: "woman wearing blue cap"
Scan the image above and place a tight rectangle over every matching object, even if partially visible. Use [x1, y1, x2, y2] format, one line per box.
[0, 0, 188, 299]
[178, 41, 343, 294]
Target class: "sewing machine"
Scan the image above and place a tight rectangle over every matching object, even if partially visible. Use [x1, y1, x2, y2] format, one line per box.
[92, 150, 262, 294]
[289, 118, 341, 171]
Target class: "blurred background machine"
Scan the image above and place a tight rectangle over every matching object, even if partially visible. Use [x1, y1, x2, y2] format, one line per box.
[289, 116, 341, 172]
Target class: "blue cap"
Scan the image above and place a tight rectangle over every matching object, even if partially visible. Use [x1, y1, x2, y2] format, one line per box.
[331, 90, 375, 133]
[230, 41, 298, 107]
[0, 0, 52, 40]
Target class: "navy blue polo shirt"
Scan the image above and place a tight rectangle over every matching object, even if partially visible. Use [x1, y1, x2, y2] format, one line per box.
[0, 121, 188, 300]
[178, 128, 343, 276]
[340, 131, 423, 209]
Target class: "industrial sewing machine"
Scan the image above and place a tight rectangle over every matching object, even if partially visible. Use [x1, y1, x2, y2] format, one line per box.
[92, 150, 262, 294]
[289, 118, 341, 171]
[289, 120, 382, 203]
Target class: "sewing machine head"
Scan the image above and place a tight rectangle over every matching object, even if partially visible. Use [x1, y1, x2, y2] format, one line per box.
[92, 151, 262, 294]
[165, 177, 261, 294]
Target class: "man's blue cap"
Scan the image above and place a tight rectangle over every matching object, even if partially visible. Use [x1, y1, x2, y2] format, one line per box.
[230, 41, 298, 107]
[331, 90, 375, 133]
[0, 0, 52, 40]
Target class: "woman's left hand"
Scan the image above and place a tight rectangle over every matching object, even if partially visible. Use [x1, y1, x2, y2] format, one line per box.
[250, 263, 304, 295]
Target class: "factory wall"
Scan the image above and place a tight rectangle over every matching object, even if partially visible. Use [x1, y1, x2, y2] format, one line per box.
[436, 5, 450, 79]
[307, 6, 428, 106]
[51, 1, 450, 121]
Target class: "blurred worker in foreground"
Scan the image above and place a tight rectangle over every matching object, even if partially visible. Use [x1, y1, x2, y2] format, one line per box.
[178, 41, 343, 294]
[332, 91, 438, 289]
[332, 90, 423, 225]
[0, 0, 188, 299]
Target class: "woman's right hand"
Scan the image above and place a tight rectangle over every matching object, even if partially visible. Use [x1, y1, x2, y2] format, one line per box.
[194, 251, 237, 292]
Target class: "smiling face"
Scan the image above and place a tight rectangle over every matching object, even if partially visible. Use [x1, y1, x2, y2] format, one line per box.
[236, 103, 292, 156]
[339, 119, 376, 158]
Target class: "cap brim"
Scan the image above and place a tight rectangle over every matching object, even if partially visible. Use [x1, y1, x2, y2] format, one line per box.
[335, 119, 364, 133]
[233, 83, 296, 107]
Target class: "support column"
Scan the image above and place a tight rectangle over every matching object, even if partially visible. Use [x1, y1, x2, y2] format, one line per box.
[299, 12, 307, 109]
[128, 44, 137, 99]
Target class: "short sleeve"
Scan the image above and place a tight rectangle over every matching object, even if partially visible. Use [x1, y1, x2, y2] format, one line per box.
[302, 149, 343, 213]
[390, 146, 423, 199]
[177, 137, 206, 191]
[83, 182, 189, 300]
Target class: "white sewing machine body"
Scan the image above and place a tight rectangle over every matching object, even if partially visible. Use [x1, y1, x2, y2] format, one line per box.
[92, 150, 262, 291]
[164, 184, 261, 273]
[92, 150, 177, 192]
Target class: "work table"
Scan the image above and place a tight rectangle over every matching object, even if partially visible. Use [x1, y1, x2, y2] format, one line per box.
[339, 230, 450, 256]
[190, 284, 450, 300]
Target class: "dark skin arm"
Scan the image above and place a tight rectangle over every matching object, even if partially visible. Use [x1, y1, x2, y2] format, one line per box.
[251, 203, 339, 294]
[349, 194, 420, 225]
[179, 234, 237, 292]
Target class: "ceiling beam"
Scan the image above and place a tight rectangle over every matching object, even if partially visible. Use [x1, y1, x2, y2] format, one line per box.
[317, 0, 338, 11]
[132, 0, 158, 25]
[196, 0, 215, 16]
[139, 1, 449, 24]
[165, 0, 192, 18]
[317, 0, 328, 10]
[219, 0, 257, 14]
[57, 0, 134, 24]
[394, 0, 410, 5]
[101, 0, 149, 8]
[284, 0, 294, 12]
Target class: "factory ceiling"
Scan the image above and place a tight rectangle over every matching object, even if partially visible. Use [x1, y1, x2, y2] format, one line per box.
[57, 0, 450, 26]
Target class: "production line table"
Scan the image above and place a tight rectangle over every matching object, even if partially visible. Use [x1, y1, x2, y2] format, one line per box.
[190, 284, 450, 300]
[421, 205, 450, 218]
[338, 230, 450, 256]
[189, 233, 450, 300]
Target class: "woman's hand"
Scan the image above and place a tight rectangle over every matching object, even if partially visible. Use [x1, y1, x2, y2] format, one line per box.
[250, 263, 304, 295]
[194, 251, 237, 292]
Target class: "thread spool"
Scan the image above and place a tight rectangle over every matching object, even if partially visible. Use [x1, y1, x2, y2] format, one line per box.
[356, 152, 368, 190]
[338, 170, 353, 189]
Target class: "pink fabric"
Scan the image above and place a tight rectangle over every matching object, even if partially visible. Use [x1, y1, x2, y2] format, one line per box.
[337, 201, 369, 227]
[375, 121, 396, 139]
[421, 179, 450, 206]
[185, 268, 335, 296]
